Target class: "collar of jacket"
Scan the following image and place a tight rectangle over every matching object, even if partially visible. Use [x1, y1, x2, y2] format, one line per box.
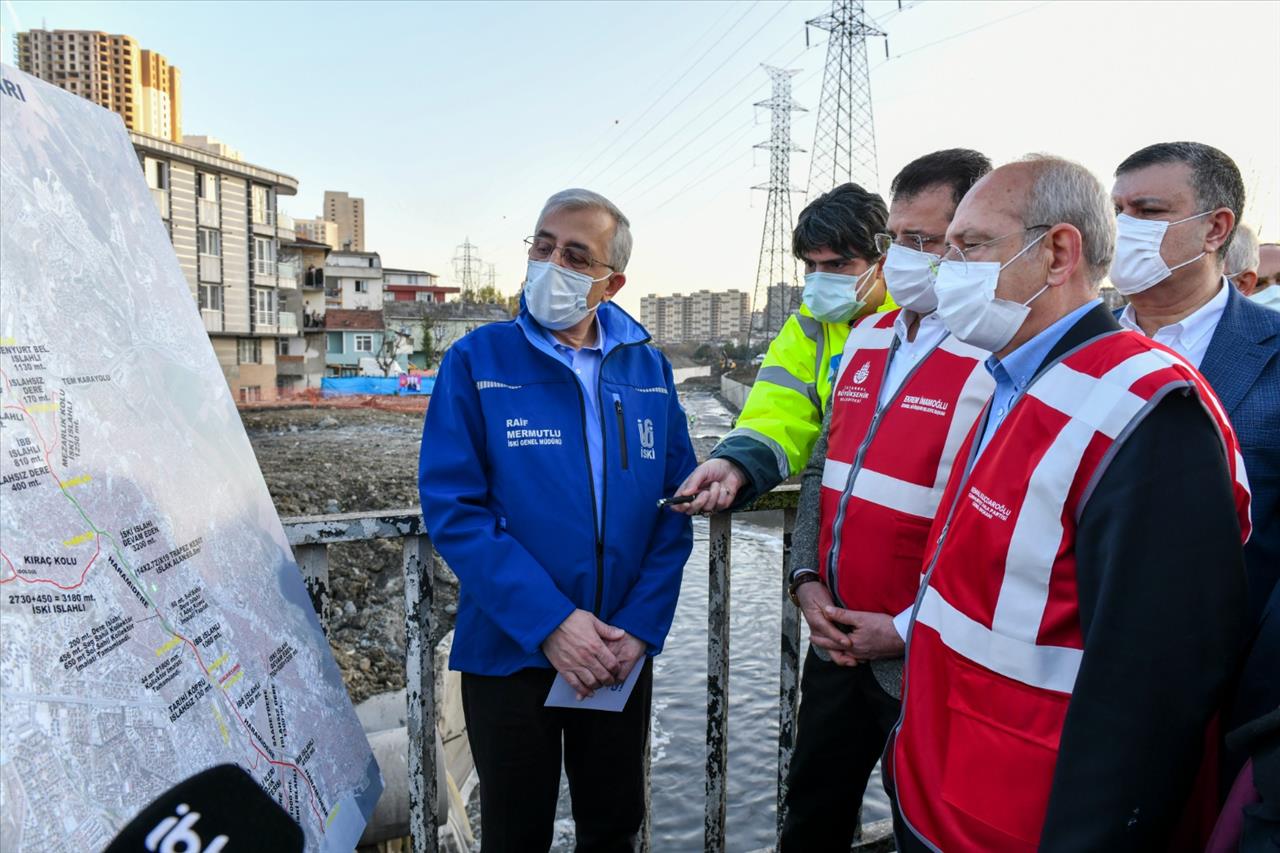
[515, 298, 652, 361]
[1198, 280, 1280, 415]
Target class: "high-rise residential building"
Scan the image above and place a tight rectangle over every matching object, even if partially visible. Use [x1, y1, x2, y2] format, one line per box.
[133, 132, 300, 401]
[294, 217, 340, 250]
[760, 283, 802, 336]
[640, 290, 751, 345]
[16, 29, 182, 141]
[323, 190, 365, 252]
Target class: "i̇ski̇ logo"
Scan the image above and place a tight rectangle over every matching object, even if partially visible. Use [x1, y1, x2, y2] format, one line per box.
[637, 418, 656, 460]
[852, 361, 870, 384]
[145, 803, 229, 853]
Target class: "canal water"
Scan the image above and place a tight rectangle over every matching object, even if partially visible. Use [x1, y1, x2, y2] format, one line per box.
[542, 390, 890, 851]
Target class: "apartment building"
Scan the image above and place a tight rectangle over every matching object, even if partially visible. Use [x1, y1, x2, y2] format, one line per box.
[17, 29, 181, 141]
[383, 268, 458, 304]
[294, 217, 340, 250]
[324, 251, 383, 310]
[277, 238, 332, 392]
[640, 289, 751, 345]
[323, 191, 365, 252]
[133, 131, 299, 402]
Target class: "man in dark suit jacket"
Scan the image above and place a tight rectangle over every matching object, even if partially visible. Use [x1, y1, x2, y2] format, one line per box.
[1112, 141, 1280, 624]
[1112, 141, 1280, 802]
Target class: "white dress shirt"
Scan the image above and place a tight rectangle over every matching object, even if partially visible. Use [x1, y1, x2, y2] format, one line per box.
[1118, 277, 1229, 368]
[877, 310, 950, 407]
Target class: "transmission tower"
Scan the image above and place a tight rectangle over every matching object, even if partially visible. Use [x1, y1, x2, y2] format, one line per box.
[751, 65, 806, 347]
[485, 263, 497, 289]
[805, 0, 886, 196]
[452, 238, 482, 301]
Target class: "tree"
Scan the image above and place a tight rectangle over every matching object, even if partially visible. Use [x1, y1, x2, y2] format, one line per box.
[374, 329, 410, 377]
[466, 284, 520, 316]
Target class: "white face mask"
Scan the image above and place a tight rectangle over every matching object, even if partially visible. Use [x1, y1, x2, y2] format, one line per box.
[523, 260, 608, 330]
[1109, 210, 1214, 295]
[1250, 285, 1280, 311]
[934, 232, 1048, 352]
[883, 243, 941, 314]
[803, 265, 878, 323]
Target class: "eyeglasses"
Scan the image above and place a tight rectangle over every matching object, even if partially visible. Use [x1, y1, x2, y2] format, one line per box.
[942, 225, 1052, 266]
[874, 231, 946, 256]
[524, 236, 615, 272]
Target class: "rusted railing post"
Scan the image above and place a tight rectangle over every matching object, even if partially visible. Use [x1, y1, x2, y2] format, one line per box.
[777, 506, 800, 845]
[403, 533, 437, 853]
[704, 512, 732, 853]
[293, 543, 332, 632]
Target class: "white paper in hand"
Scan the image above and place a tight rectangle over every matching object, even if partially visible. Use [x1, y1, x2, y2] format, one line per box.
[544, 660, 644, 712]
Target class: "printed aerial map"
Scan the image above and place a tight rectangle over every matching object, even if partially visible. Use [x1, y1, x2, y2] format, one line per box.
[0, 65, 382, 851]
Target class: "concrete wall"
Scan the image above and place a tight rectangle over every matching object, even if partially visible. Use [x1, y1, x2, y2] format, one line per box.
[720, 375, 752, 412]
[671, 365, 711, 384]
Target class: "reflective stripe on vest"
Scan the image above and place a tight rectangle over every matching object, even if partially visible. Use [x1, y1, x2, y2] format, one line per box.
[730, 310, 851, 480]
[817, 310, 993, 612]
[891, 330, 1252, 852]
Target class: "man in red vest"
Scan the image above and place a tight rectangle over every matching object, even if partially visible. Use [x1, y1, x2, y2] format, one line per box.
[780, 149, 994, 851]
[887, 155, 1252, 851]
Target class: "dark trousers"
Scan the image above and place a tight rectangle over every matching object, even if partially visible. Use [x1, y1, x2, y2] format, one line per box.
[779, 647, 902, 852]
[461, 660, 652, 853]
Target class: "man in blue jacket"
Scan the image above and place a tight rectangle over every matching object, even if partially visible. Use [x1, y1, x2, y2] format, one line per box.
[418, 188, 696, 852]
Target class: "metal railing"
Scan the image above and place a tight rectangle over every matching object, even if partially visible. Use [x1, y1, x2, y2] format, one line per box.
[279, 485, 881, 853]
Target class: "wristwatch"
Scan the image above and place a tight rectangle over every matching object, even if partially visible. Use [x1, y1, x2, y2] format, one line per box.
[788, 569, 822, 606]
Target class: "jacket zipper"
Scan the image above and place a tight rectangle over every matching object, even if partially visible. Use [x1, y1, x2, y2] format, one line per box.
[614, 395, 629, 470]
[591, 339, 648, 613]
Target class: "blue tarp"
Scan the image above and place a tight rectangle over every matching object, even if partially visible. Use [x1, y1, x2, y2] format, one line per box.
[320, 376, 435, 397]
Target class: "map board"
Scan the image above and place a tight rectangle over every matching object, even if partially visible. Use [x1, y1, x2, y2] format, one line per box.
[0, 65, 382, 850]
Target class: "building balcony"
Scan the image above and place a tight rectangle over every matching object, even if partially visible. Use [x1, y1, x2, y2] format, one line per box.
[201, 308, 222, 333]
[253, 317, 278, 335]
[253, 259, 277, 288]
[251, 208, 275, 235]
[276, 211, 295, 242]
[197, 197, 220, 228]
[151, 187, 169, 219]
[303, 312, 325, 330]
[303, 268, 325, 289]
[278, 311, 298, 335]
[276, 354, 305, 376]
[198, 253, 222, 282]
[276, 259, 300, 290]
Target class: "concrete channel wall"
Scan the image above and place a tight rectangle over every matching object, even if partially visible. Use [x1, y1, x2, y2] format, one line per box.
[720, 375, 752, 412]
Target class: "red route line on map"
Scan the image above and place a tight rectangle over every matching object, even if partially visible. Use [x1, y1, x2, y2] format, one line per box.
[0, 363, 325, 825]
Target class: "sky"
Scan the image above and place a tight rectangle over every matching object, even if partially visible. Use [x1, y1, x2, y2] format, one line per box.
[3, 0, 1278, 317]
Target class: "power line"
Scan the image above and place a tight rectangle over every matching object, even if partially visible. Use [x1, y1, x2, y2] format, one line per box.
[569, 1, 754, 183]
[581, 1, 795, 187]
[879, 1, 1051, 63]
[604, 36, 812, 198]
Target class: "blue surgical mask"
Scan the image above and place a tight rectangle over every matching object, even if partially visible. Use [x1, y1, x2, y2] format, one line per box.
[523, 260, 609, 330]
[802, 265, 878, 323]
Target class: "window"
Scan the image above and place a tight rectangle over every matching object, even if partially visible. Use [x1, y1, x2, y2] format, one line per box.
[354, 334, 373, 353]
[197, 228, 221, 257]
[238, 386, 262, 402]
[254, 237, 276, 274]
[197, 172, 218, 201]
[143, 157, 169, 190]
[251, 185, 271, 224]
[355, 280, 369, 294]
[237, 339, 261, 364]
[276, 338, 289, 356]
[198, 284, 222, 312]
[326, 333, 343, 354]
[384, 291, 396, 302]
[253, 289, 277, 326]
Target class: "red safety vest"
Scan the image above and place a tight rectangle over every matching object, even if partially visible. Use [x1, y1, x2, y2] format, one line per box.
[890, 330, 1251, 852]
[817, 310, 993, 615]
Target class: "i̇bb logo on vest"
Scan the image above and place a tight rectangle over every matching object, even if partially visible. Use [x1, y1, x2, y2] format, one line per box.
[836, 360, 872, 405]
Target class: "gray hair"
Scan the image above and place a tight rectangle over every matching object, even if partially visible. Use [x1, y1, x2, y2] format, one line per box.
[1225, 222, 1260, 276]
[536, 188, 633, 272]
[1019, 154, 1115, 284]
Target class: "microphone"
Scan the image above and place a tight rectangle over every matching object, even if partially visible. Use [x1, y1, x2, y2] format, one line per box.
[104, 763, 304, 852]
